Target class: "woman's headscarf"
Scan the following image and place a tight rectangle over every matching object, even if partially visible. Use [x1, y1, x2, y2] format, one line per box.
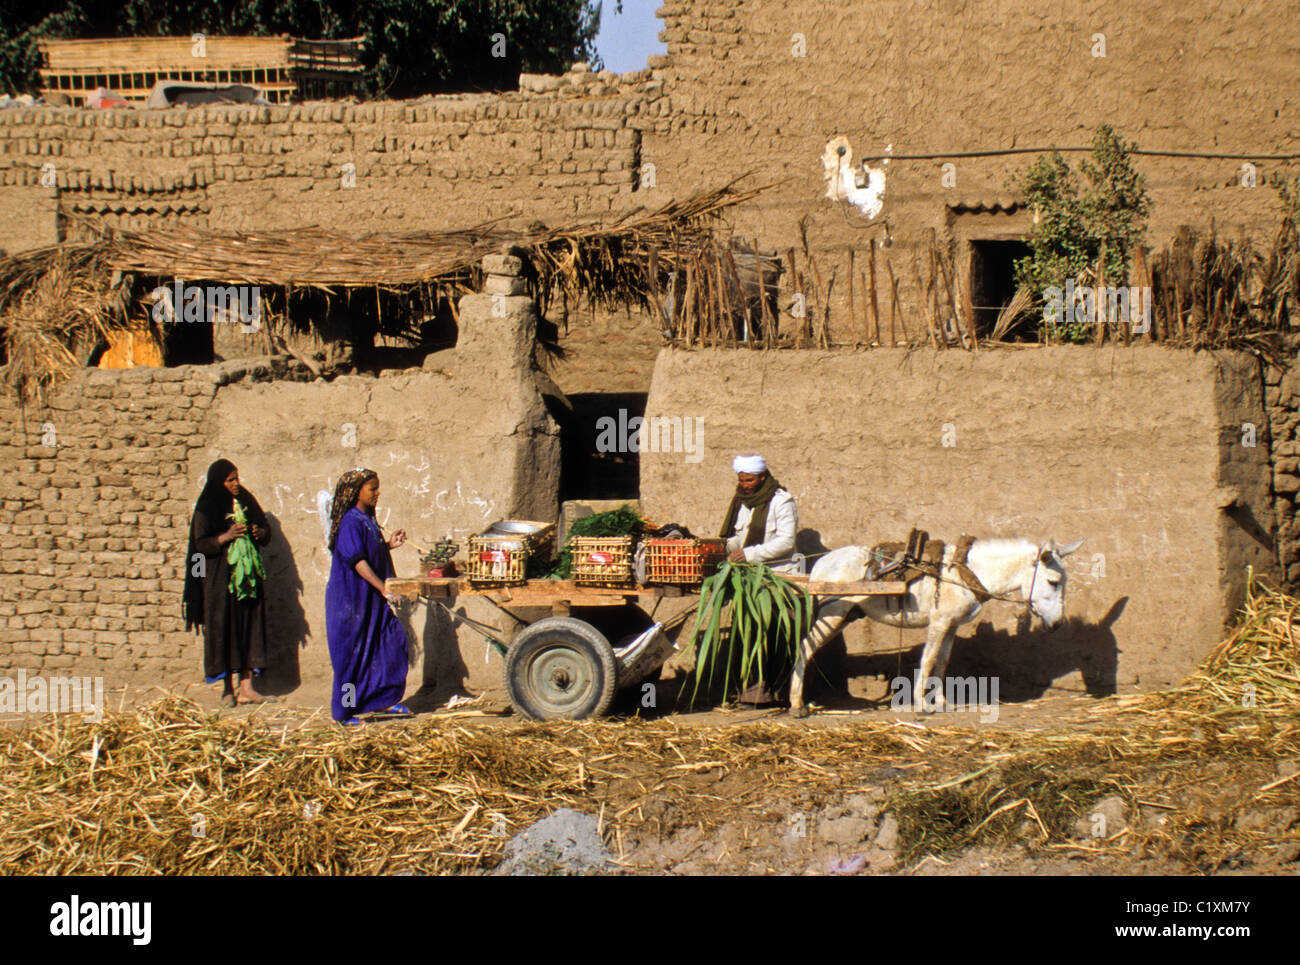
[328, 467, 378, 552]
[183, 459, 268, 631]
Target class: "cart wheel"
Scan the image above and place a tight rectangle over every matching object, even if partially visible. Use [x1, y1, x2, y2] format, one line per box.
[504, 617, 618, 721]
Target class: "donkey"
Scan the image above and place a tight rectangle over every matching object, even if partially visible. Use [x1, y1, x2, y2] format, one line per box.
[789, 537, 1083, 718]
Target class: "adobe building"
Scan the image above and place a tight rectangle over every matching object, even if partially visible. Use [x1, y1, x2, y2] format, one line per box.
[0, 0, 1297, 703]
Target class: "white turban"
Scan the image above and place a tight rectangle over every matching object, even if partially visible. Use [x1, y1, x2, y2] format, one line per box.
[732, 454, 767, 474]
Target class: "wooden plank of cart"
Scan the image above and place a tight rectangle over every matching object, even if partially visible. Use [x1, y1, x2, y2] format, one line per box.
[385, 573, 905, 721]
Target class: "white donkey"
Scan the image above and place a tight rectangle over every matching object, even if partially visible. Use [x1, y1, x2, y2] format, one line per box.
[789, 537, 1083, 717]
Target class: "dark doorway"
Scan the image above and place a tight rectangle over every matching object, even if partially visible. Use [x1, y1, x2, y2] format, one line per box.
[561, 392, 645, 501]
[969, 240, 1032, 339]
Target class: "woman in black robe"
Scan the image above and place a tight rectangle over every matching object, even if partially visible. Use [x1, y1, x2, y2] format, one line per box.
[184, 459, 271, 706]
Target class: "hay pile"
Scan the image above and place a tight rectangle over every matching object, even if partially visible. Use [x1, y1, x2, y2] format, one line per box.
[889, 572, 1300, 868]
[1183, 570, 1300, 712]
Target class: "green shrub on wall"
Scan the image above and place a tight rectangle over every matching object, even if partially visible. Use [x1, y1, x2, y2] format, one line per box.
[1008, 124, 1151, 343]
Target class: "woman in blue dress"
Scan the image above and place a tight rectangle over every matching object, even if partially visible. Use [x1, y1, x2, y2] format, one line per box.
[324, 468, 412, 724]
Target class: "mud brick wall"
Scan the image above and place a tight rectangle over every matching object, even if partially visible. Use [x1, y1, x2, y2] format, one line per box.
[0, 289, 562, 700]
[1, 2, 1295, 342]
[643, 0, 1300, 330]
[0, 366, 223, 680]
[640, 345, 1279, 694]
[1263, 341, 1300, 585]
[0, 66, 669, 248]
[550, 306, 664, 396]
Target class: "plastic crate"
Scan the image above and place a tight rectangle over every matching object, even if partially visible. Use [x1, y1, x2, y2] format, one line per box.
[571, 535, 636, 587]
[645, 537, 727, 584]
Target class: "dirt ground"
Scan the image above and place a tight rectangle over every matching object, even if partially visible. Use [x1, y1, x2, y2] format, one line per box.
[21, 678, 1292, 877]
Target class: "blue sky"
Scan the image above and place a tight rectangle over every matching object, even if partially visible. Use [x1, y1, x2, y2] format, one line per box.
[592, 0, 667, 72]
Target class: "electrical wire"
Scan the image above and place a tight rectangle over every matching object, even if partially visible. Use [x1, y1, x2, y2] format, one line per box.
[857, 146, 1300, 162]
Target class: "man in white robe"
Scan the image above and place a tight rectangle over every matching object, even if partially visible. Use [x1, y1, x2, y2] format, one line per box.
[720, 453, 798, 573]
[718, 454, 799, 705]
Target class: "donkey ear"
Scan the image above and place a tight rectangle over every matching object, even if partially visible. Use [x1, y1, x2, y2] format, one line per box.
[1056, 538, 1084, 558]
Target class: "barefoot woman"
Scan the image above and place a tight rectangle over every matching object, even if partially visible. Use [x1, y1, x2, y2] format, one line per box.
[184, 459, 271, 706]
[325, 468, 412, 724]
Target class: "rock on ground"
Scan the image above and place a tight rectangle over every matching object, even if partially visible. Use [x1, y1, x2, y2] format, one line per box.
[496, 808, 612, 876]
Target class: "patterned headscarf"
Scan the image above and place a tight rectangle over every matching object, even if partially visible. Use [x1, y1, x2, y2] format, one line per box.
[328, 467, 377, 552]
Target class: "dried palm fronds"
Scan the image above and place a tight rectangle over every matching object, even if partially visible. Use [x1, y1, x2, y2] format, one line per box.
[988, 285, 1035, 342]
[0, 179, 776, 400]
[1148, 219, 1296, 363]
[0, 244, 131, 404]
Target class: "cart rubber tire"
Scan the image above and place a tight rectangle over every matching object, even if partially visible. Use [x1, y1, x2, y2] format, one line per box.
[504, 617, 618, 721]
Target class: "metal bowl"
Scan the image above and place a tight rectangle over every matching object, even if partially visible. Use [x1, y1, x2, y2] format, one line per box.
[489, 521, 544, 536]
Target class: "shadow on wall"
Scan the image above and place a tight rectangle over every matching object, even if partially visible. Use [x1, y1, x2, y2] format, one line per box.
[804, 596, 1127, 707]
[947, 596, 1126, 700]
[259, 513, 310, 695]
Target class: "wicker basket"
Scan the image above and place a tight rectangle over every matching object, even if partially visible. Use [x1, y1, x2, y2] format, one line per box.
[465, 520, 556, 585]
[571, 535, 636, 587]
[645, 537, 727, 585]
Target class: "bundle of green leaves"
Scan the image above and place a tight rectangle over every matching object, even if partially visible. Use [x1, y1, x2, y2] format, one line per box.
[226, 502, 265, 601]
[689, 560, 813, 701]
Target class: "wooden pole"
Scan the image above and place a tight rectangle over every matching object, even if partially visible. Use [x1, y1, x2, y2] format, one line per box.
[913, 251, 940, 350]
[933, 235, 964, 349]
[1094, 244, 1107, 346]
[925, 245, 944, 348]
[957, 259, 977, 351]
[724, 247, 753, 348]
[711, 244, 728, 348]
[753, 240, 773, 347]
[868, 243, 882, 346]
[887, 257, 908, 346]
[647, 245, 668, 338]
[682, 260, 696, 348]
[1133, 244, 1150, 341]
[822, 265, 837, 349]
[806, 250, 826, 346]
[846, 247, 858, 344]
[860, 269, 871, 346]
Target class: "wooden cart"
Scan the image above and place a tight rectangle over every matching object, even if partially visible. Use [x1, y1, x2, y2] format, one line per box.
[385, 574, 905, 721]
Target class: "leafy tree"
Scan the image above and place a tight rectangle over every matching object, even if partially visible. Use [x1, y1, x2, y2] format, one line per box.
[1009, 124, 1151, 342]
[0, 1, 601, 99]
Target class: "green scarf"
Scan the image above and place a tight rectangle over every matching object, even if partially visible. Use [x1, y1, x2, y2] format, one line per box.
[719, 474, 782, 548]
